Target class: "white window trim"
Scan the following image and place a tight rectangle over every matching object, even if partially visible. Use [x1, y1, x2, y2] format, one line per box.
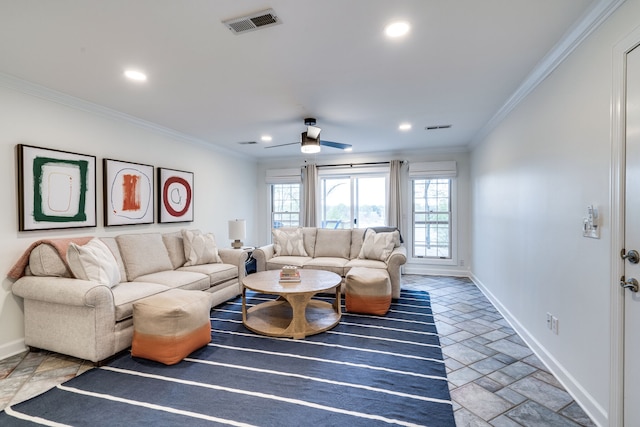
[407, 177, 458, 266]
[268, 181, 302, 242]
[318, 166, 389, 229]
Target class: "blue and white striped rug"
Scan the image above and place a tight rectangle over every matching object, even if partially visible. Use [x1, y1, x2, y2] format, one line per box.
[1, 289, 455, 426]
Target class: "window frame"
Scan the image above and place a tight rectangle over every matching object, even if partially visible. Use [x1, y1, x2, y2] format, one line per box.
[318, 165, 389, 229]
[270, 182, 301, 230]
[408, 176, 458, 266]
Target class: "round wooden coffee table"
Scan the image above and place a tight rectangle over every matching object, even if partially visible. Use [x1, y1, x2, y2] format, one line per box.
[241, 269, 342, 339]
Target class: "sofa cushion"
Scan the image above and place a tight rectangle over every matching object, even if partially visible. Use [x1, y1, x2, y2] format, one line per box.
[112, 281, 171, 322]
[266, 256, 312, 270]
[67, 238, 121, 287]
[350, 229, 366, 259]
[358, 230, 398, 262]
[28, 244, 71, 278]
[273, 228, 308, 256]
[300, 227, 318, 257]
[303, 257, 349, 276]
[116, 233, 173, 280]
[182, 229, 221, 266]
[314, 229, 351, 259]
[99, 237, 128, 282]
[345, 258, 388, 270]
[162, 231, 187, 269]
[179, 263, 237, 286]
[134, 270, 210, 291]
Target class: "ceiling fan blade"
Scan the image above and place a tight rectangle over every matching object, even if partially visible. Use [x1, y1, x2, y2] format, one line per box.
[264, 142, 299, 149]
[320, 140, 352, 150]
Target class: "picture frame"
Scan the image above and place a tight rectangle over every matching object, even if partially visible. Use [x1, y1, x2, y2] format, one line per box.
[103, 159, 154, 226]
[158, 167, 194, 223]
[17, 144, 97, 231]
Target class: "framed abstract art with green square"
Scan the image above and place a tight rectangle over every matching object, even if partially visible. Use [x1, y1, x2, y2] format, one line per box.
[17, 144, 96, 231]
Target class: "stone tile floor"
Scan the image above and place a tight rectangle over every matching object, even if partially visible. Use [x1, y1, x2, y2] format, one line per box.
[0, 274, 595, 426]
[402, 275, 595, 426]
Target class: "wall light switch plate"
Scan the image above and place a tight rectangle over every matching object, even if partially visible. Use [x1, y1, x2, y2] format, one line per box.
[583, 205, 600, 239]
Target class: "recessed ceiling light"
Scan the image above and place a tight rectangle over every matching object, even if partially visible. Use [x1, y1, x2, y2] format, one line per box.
[124, 70, 147, 81]
[399, 123, 412, 131]
[385, 21, 410, 38]
[261, 135, 272, 142]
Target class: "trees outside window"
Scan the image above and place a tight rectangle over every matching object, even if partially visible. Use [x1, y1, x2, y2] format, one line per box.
[271, 183, 300, 229]
[412, 178, 451, 258]
[320, 175, 386, 229]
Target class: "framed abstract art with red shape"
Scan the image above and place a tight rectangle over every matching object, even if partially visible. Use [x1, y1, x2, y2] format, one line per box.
[158, 167, 194, 223]
[103, 159, 154, 226]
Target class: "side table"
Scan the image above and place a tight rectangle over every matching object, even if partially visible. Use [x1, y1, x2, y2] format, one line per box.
[231, 246, 256, 275]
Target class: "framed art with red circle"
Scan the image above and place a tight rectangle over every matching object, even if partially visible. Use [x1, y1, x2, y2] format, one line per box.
[158, 167, 194, 223]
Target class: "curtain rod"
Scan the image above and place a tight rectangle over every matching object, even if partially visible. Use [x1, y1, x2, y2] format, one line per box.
[306, 161, 394, 168]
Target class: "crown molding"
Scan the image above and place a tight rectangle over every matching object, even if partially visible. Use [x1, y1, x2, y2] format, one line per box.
[470, 0, 627, 148]
[0, 71, 252, 161]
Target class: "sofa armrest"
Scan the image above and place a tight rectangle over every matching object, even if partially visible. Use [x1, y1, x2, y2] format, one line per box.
[387, 246, 407, 268]
[386, 246, 407, 299]
[218, 248, 249, 280]
[11, 276, 114, 307]
[252, 244, 275, 272]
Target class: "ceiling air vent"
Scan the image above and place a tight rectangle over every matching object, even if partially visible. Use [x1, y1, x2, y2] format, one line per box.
[223, 9, 281, 35]
[237, 141, 258, 145]
[425, 125, 452, 130]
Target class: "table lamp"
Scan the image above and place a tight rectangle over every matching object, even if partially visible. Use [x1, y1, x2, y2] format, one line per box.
[228, 219, 246, 249]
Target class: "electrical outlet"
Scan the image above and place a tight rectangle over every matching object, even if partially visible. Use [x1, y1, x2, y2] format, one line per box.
[551, 316, 559, 334]
[546, 313, 552, 330]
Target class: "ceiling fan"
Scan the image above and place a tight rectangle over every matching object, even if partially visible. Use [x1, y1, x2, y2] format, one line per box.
[265, 118, 352, 154]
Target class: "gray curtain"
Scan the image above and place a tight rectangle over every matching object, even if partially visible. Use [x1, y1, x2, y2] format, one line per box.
[303, 163, 318, 227]
[387, 160, 402, 229]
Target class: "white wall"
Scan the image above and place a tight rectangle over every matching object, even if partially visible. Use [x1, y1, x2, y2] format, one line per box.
[0, 84, 257, 360]
[256, 148, 471, 277]
[470, 1, 640, 425]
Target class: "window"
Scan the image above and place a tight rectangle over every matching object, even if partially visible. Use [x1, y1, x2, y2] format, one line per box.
[319, 168, 387, 229]
[412, 178, 451, 258]
[271, 183, 300, 229]
[408, 161, 457, 262]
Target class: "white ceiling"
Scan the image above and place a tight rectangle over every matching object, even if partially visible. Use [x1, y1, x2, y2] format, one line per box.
[0, 0, 607, 159]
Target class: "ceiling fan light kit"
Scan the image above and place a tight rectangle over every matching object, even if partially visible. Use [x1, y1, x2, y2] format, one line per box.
[264, 117, 352, 153]
[300, 131, 321, 154]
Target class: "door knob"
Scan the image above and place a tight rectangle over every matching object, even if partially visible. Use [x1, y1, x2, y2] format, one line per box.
[621, 249, 640, 264]
[620, 277, 639, 292]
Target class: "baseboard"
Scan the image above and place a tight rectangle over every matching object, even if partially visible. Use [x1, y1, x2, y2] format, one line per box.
[0, 338, 27, 362]
[403, 264, 470, 277]
[468, 273, 607, 427]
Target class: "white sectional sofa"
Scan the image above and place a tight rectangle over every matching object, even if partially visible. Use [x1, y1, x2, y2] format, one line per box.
[252, 227, 407, 298]
[10, 230, 247, 363]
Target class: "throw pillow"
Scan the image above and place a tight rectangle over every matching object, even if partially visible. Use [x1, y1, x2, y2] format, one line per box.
[116, 233, 174, 280]
[66, 238, 121, 287]
[368, 226, 404, 245]
[358, 229, 398, 262]
[182, 229, 222, 266]
[273, 228, 308, 256]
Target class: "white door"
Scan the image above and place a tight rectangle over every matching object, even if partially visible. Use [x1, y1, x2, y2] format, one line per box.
[623, 43, 640, 426]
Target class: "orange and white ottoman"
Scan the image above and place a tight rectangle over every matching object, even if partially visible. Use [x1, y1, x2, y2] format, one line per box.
[131, 289, 213, 365]
[345, 267, 392, 315]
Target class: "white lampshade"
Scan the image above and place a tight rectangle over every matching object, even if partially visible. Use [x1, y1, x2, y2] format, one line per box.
[228, 219, 246, 249]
